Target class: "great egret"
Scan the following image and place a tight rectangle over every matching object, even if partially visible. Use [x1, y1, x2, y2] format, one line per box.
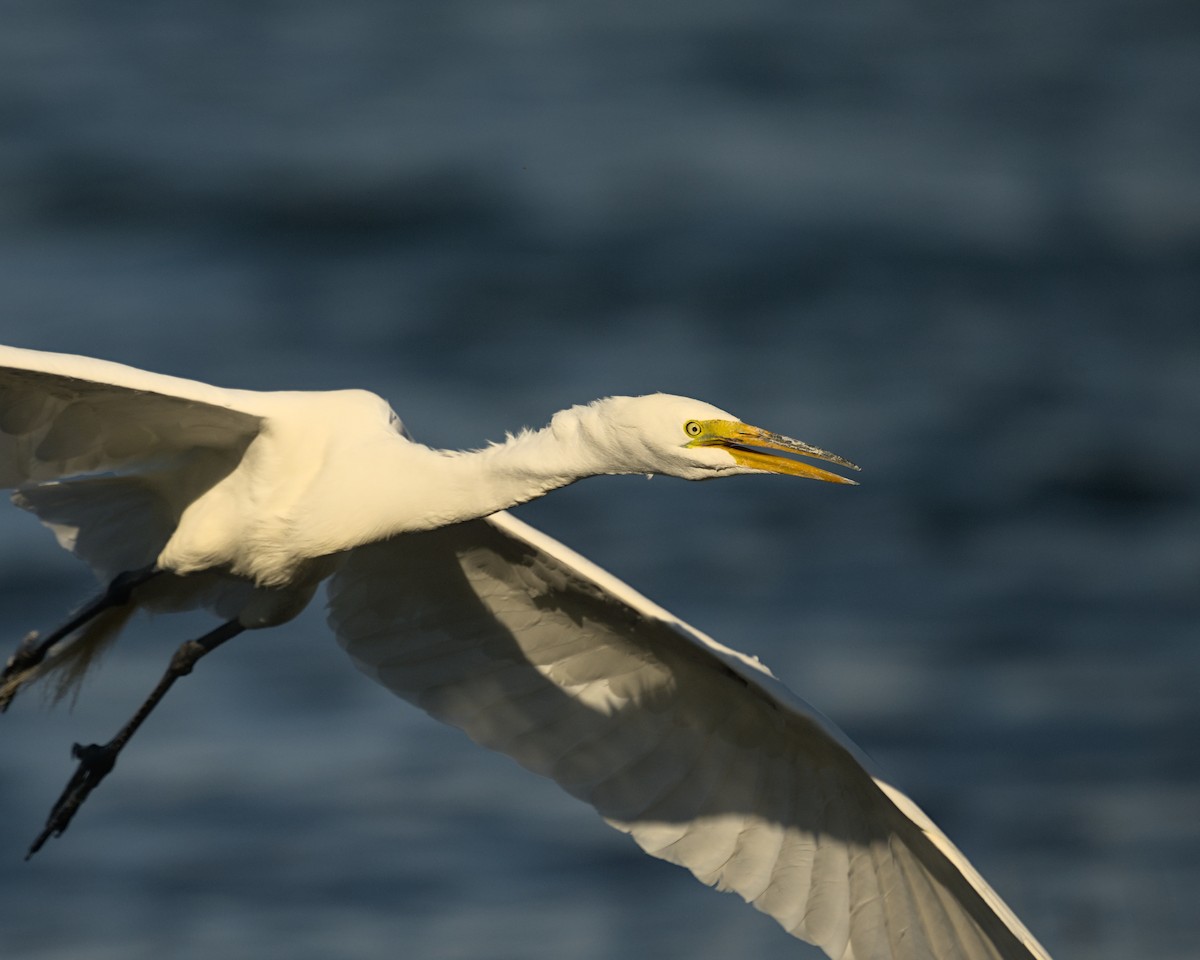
[0, 344, 1051, 960]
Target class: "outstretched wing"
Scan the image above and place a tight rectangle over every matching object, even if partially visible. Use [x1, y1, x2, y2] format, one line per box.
[0, 345, 264, 580]
[329, 511, 1052, 960]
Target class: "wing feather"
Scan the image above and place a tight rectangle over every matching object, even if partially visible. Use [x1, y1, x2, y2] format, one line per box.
[0, 345, 263, 581]
[329, 512, 1053, 960]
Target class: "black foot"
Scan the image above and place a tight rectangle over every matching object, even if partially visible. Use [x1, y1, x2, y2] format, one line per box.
[23, 618, 243, 858]
[26, 741, 119, 859]
[0, 566, 160, 713]
[0, 631, 42, 711]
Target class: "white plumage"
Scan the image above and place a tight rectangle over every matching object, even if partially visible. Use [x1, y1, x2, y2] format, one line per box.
[0, 344, 1051, 960]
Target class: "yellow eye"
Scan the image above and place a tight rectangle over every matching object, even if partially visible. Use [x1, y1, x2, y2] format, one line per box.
[684, 420, 703, 438]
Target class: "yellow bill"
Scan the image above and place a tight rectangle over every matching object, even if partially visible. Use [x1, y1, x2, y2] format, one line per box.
[687, 420, 861, 484]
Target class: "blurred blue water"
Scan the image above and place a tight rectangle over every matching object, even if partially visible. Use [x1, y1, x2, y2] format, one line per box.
[0, 3, 1197, 958]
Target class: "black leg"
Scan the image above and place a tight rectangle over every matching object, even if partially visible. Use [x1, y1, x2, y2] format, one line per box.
[1, 566, 161, 711]
[26, 617, 245, 859]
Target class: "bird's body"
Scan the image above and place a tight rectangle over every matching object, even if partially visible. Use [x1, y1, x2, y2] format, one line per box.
[0, 344, 1052, 960]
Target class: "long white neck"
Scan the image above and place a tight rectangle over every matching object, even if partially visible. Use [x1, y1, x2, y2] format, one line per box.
[427, 424, 602, 521]
[362, 399, 647, 540]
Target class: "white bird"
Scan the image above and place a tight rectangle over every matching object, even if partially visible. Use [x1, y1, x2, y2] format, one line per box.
[0, 344, 1051, 960]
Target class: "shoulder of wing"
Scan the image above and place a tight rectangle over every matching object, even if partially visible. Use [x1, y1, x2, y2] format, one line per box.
[0, 345, 265, 487]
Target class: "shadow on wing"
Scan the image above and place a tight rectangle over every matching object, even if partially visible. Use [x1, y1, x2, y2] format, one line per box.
[330, 517, 1042, 960]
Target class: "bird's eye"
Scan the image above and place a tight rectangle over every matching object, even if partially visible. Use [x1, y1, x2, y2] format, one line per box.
[684, 420, 703, 438]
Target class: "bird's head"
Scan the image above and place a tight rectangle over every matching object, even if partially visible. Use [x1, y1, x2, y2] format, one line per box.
[578, 394, 860, 484]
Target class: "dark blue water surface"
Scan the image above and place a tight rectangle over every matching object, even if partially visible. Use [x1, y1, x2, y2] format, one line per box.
[1, 3, 1197, 958]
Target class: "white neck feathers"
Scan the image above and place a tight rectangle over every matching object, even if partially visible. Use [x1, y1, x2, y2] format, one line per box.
[348, 399, 647, 542]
